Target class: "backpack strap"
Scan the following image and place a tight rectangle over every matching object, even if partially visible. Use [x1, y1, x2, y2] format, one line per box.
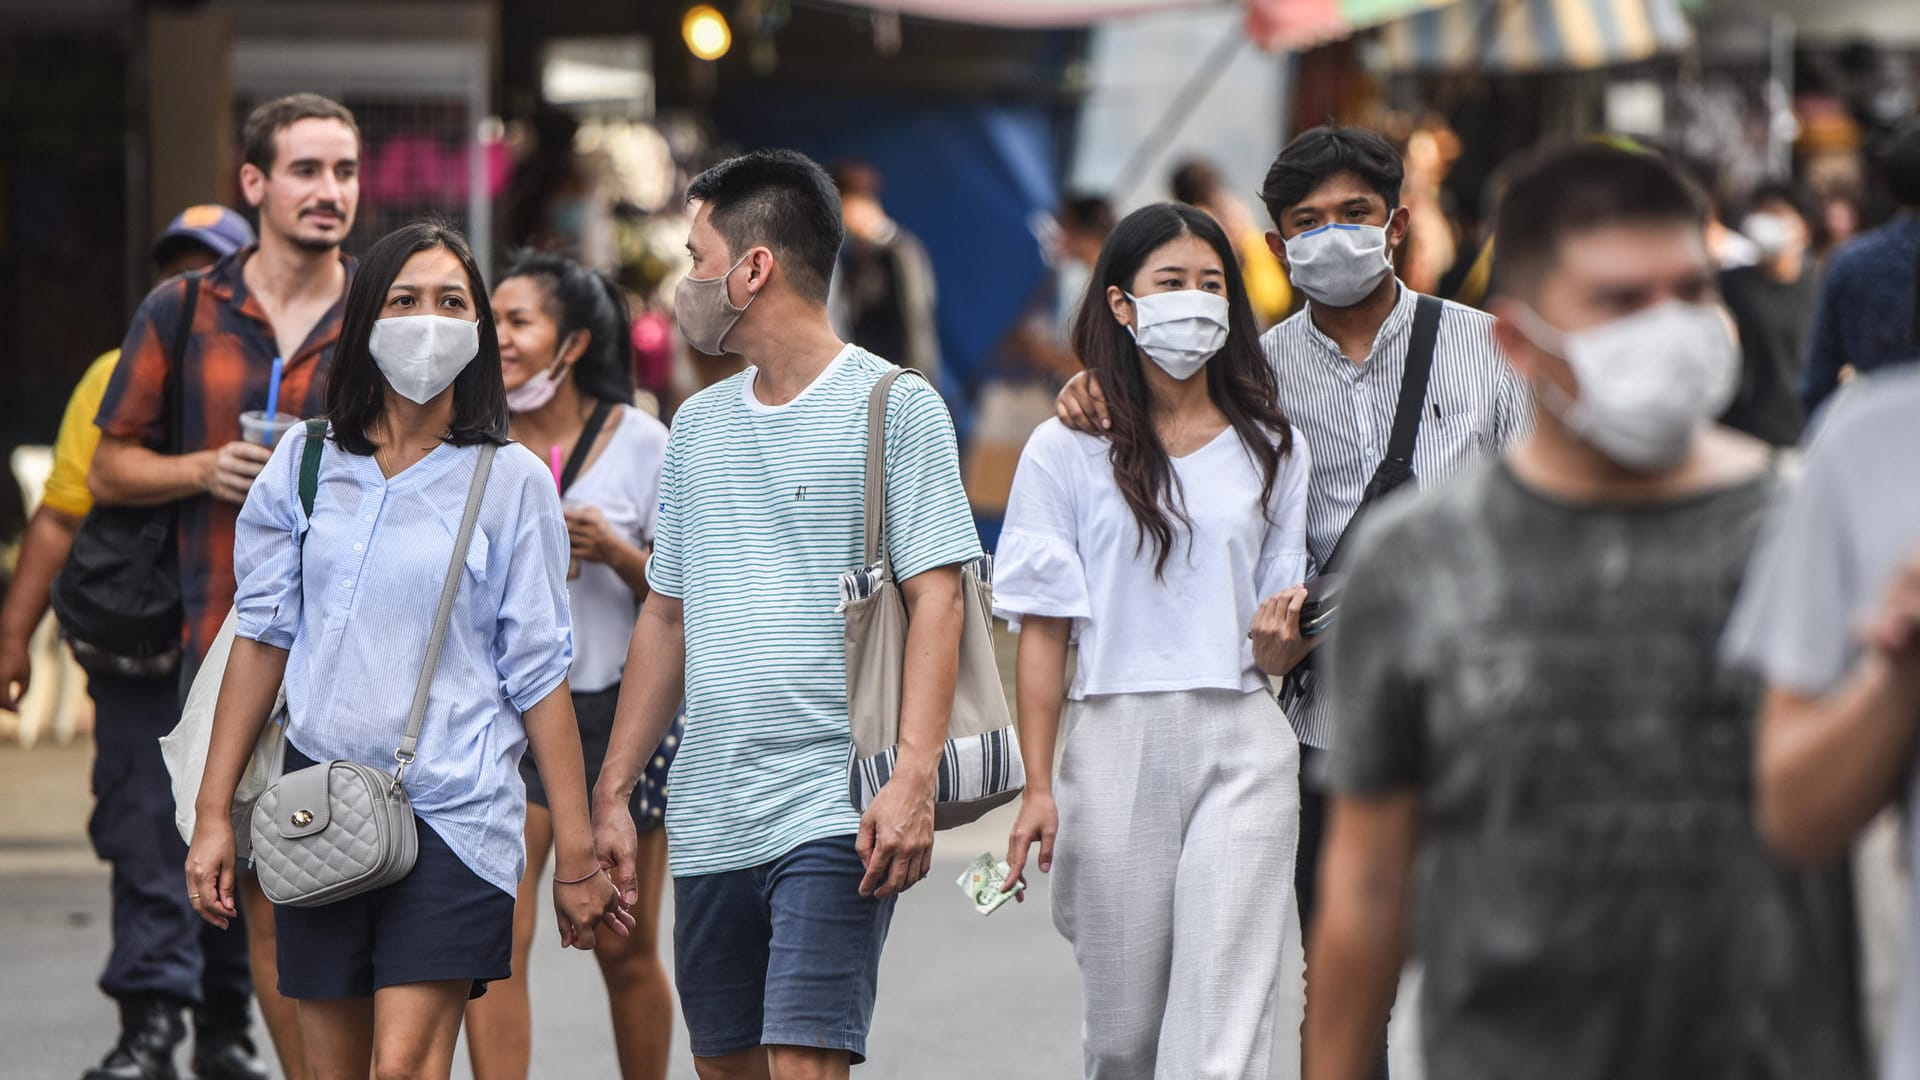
[1381, 294, 1443, 471]
[1319, 294, 1444, 574]
[164, 273, 202, 456]
[298, 418, 326, 520]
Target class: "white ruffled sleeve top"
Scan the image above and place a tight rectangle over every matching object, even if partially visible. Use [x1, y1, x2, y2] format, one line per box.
[992, 418, 1311, 700]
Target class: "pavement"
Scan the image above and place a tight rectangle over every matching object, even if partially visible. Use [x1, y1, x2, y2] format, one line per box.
[0, 739, 1428, 1080]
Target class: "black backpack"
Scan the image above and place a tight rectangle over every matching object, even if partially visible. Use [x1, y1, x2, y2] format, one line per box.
[50, 274, 200, 677]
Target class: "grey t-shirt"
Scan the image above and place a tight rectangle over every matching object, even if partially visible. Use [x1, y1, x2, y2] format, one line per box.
[1328, 458, 1865, 1080]
[1725, 367, 1920, 1080]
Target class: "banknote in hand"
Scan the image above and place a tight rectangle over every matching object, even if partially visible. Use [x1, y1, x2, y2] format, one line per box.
[957, 852, 1023, 916]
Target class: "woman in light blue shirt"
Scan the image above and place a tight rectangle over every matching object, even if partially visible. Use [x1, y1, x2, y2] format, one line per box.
[186, 222, 625, 1080]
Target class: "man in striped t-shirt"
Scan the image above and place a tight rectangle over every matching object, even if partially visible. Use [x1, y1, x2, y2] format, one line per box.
[595, 149, 980, 1078]
[1058, 126, 1529, 1076]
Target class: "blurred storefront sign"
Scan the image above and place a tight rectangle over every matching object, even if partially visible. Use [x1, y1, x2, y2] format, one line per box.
[1374, 0, 1693, 71]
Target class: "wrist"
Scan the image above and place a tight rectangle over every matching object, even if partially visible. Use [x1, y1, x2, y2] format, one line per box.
[593, 776, 634, 812]
[889, 748, 941, 787]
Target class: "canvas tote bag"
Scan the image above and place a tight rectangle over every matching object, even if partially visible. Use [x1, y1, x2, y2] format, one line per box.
[841, 367, 1024, 829]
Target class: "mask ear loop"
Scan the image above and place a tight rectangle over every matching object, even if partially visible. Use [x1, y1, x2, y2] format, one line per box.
[548, 330, 582, 382]
[1505, 303, 1587, 421]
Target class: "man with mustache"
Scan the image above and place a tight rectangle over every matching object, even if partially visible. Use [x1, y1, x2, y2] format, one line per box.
[84, 93, 362, 1080]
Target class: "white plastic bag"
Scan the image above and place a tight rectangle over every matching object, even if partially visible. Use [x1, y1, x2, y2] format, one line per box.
[160, 608, 285, 846]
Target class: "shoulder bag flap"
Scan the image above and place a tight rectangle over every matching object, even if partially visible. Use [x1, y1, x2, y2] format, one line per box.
[272, 762, 333, 838]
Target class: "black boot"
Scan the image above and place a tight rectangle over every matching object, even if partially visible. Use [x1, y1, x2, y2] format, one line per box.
[81, 996, 185, 1080]
[190, 1027, 268, 1080]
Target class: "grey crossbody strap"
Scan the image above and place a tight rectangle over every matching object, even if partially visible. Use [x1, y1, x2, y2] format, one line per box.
[395, 442, 497, 778]
[860, 367, 922, 578]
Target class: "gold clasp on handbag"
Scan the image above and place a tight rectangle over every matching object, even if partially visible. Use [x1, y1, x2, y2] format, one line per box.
[290, 809, 314, 827]
[392, 749, 415, 791]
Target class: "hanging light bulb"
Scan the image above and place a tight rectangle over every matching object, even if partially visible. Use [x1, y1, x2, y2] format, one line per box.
[683, 5, 732, 62]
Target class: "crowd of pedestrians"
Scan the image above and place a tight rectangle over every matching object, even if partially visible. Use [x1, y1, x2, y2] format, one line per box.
[2, 85, 1919, 1080]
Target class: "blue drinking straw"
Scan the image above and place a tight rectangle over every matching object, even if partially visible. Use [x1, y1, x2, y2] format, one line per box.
[261, 356, 284, 444]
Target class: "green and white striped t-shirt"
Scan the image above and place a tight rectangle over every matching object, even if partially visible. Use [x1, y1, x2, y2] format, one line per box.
[647, 345, 981, 877]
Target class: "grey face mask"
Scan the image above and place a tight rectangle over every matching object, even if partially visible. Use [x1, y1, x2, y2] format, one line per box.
[673, 252, 755, 356]
[1283, 222, 1394, 308]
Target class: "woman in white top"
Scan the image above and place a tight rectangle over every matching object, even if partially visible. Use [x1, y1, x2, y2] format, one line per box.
[462, 253, 675, 1079]
[998, 202, 1314, 1080]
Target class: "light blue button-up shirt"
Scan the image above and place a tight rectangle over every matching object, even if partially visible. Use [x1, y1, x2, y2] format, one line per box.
[233, 424, 574, 896]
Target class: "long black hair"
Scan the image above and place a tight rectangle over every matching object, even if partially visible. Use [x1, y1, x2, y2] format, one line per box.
[497, 250, 636, 407]
[326, 220, 509, 455]
[1071, 202, 1293, 577]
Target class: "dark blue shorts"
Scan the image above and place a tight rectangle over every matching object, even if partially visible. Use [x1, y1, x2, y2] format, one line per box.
[673, 835, 896, 1064]
[272, 744, 513, 1000]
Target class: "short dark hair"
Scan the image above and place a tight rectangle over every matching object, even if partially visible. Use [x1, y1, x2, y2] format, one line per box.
[326, 221, 508, 455]
[1491, 142, 1706, 299]
[499, 250, 636, 407]
[1058, 194, 1116, 240]
[685, 149, 843, 303]
[242, 93, 360, 174]
[1882, 122, 1920, 208]
[1746, 179, 1818, 227]
[1170, 159, 1223, 207]
[1260, 125, 1404, 226]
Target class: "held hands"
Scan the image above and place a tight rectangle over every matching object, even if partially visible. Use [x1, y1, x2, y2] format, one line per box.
[856, 766, 936, 898]
[593, 792, 642, 911]
[1055, 371, 1110, 433]
[1002, 790, 1058, 902]
[185, 817, 240, 930]
[205, 441, 274, 505]
[0, 634, 29, 712]
[551, 864, 632, 951]
[1252, 585, 1319, 677]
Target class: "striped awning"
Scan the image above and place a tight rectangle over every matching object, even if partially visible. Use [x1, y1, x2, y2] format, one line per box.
[1376, 0, 1693, 72]
[827, 0, 1467, 48]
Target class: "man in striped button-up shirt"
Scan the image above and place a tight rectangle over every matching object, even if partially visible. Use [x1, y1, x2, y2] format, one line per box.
[1058, 124, 1528, 1075]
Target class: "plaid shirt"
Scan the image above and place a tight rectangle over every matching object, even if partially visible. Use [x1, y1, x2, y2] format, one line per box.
[95, 245, 354, 662]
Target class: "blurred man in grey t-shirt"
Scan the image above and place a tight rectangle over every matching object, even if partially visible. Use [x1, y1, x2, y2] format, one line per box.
[1305, 142, 1867, 1080]
[1725, 367, 1920, 1080]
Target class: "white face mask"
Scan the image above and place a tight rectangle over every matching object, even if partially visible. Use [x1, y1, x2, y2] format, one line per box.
[1511, 300, 1739, 473]
[1284, 223, 1394, 308]
[1124, 289, 1230, 381]
[369, 315, 481, 405]
[1740, 212, 1799, 260]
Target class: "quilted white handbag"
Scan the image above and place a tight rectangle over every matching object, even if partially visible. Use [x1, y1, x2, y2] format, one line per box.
[249, 442, 495, 908]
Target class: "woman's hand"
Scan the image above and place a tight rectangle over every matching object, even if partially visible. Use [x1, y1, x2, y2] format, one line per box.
[552, 865, 633, 951]
[185, 817, 240, 930]
[564, 505, 624, 565]
[1003, 790, 1059, 901]
[1252, 585, 1318, 676]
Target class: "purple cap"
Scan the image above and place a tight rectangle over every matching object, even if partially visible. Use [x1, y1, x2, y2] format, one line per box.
[151, 204, 256, 262]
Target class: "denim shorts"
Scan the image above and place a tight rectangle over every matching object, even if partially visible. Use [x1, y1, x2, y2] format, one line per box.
[272, 743, 513, 1000]
[673, 834, 896, 1064]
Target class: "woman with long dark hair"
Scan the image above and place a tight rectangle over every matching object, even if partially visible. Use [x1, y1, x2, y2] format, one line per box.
[463, 252, 675, 1079]
[185, 222, 626, 1080]
[998, 202, 1312, 1079]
